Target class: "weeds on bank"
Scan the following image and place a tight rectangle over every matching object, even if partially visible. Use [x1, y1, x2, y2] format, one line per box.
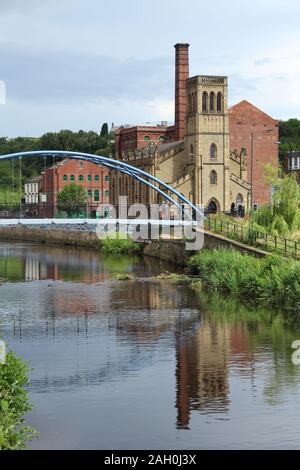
[187, 248, 300, 314]
[0, 352, 36, 450]
[99, 236, 142, 256]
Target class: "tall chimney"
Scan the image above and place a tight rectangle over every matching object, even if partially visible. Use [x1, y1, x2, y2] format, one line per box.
[174, 43, 190, 141]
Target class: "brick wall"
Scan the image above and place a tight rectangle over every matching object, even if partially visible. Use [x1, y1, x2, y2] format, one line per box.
[229, 100, 279, 207]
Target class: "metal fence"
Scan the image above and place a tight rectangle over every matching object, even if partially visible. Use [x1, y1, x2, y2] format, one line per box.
[0, 203, 110, 219]
[205, 217, 300, 259]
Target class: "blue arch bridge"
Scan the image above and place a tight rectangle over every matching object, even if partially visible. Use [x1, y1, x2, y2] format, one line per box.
[0, 151, 203, 230]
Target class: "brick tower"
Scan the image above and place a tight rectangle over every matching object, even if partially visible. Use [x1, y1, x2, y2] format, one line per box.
[174, 43, 190, 142]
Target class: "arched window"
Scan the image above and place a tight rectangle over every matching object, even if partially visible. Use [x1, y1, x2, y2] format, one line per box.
[70, 175, 75, 182]
[210, 92, 215, 111]
[236, 194, 244, 206]
[190, 144, 194, 156]
[193, 93, 197, 113]
[210, 143, 217, 160]
[94, 175, 99, 182]
[207, 199, 219, 214]
[78, 175, 84, 182]
[202, 92, 208, 112]
[217, 92, 222, 112]
[144, 136, 150, 141]
[87, 175, 92, 182]
[210, 170, 217, 185]
[63, 175, 68, 182]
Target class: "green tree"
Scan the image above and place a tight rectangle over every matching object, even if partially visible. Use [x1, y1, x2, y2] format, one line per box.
[253, 164, 300, 235]
[100, 123, 109, 137]
[56, 184, 87, 217]
[279, 118, 300, 167]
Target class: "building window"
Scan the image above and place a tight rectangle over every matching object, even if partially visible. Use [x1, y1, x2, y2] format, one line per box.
[217, 92, 222, 112]
[105, 190, 109, 197]
[70, 175, 75, 182]
[207, 199, 219, 214]
[202, 92, 208, 112]
[159, 136, 165, 142]
[94, 175, 99, 182]
[144, 136, 150, 141]
[87, 190, 92, 197]
[94, 190, 100, 202]
[236, 193, 244, 207]
[88, 175, 92, 182]
[189, 94, 192, 113]
[210, 170, 217, 185]
[78, 175, 84, 182]
[210, 143, 217, 160]
[210, 92, 215, 112]
[190, 144, 194, 156]
[105, 175, 110, 182]
[193, 93, 197, 113]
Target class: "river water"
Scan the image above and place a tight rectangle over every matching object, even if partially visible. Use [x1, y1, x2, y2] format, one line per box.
[1, 241, 300, 450]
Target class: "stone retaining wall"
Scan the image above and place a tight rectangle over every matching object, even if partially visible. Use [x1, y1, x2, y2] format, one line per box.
[0, 224, 269, 266]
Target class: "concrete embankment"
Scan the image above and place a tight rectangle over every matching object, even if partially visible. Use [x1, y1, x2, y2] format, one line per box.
[0, 224, 270, 266]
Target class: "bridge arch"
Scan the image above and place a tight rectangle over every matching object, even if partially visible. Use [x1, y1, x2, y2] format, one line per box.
[0, 150, 201, 218]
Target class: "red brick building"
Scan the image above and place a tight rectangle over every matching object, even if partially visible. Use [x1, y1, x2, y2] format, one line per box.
[114, 43, 189, 155]
[40, 159, 110, 217]
[229, 101, 279, 208]
[114, 44, 279, 210]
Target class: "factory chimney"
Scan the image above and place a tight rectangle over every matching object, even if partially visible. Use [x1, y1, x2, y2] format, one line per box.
[174, 43, 190, 141]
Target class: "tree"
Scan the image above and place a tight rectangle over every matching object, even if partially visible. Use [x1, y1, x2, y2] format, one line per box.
[100, 123, 109, 137]
[56, 184, 87, 217]
[253, 164, 300, 235]
[279, 118, 300, 167]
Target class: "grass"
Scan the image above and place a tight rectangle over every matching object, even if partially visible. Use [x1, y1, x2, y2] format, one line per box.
[0, 189, 22, 205]
[99, 236, 142, 256]
[0, 351, 36, 450]
[205, 216, 300, 259]
[112, 273, 137, 281]
[187, 248, 300, 314]
[156, 272, 190, 282]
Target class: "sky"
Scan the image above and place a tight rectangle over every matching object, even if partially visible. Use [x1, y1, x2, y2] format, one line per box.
[0, 0, 300, 137]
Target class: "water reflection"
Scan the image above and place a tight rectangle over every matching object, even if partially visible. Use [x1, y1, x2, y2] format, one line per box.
[0, 242, 169, 283]
[1, 242, 300, 449]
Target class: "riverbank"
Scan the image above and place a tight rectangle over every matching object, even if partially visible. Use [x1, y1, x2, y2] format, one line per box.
[187, 248, 300, 315]
[0, 223, 271, 266]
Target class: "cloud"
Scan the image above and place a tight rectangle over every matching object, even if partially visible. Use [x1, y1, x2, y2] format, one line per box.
[1, 44, 173, 105]
[0, 0, 48, 12]
[254, 58, 273, 66]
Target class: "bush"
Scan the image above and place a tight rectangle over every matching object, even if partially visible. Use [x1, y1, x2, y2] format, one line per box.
[99, 236, 142, 256]
[0, 352, 36, 450]
[187, 248, 300, 314]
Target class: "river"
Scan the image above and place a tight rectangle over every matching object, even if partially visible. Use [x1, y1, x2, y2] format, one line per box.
[0, 241, 300, 450]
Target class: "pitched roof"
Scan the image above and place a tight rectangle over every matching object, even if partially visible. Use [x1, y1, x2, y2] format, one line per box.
[25, 175, 43, 184]
[229, 100, 278, 123]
